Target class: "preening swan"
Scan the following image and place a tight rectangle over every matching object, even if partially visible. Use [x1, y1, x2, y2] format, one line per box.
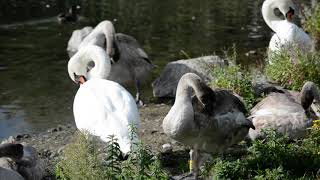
[68, 45, 140, 154]
[262, 0, 313, 54]
[68, 20, 155, 103]
[249, 81, 320, 140]
[162, 73, 255, 177]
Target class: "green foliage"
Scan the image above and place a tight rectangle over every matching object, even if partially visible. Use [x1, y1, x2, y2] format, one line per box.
[211, 46, 256, 110]
[55, 132, 169, 180]
[202, 128, 320, 179]
[266, 49, 320, 90]
[55, 132, 107, 180]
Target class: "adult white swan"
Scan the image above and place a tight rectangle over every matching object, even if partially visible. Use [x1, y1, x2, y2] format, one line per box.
[262, 0, 313, 54]
[68, 45, 140, 154]
[162, 73, 255, 177]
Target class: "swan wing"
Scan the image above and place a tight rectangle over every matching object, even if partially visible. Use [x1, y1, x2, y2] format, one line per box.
[114, 33, 151, 64]
[73, 79, 139, 153]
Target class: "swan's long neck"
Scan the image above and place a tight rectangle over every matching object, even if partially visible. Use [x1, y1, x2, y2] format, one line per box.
[300, 81, 320, 110]
[99, 21, 116, 57]
[262, 0, 282, 32]
[68, 45, 111, 82]
[175, 73, 211, 104]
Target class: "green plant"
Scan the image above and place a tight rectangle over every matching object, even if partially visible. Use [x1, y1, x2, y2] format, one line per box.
[56, 131, 169, 180]
[203, 128, 320, 179]
[266, 49, 320, 90]
[55, 132, 107, 180]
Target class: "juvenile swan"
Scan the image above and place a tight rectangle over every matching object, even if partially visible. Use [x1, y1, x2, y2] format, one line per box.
[68, 45, 140, 154]
[162, 73, 255, 177]
[262, 0, 312, 53]
[249, 81, 320, 140]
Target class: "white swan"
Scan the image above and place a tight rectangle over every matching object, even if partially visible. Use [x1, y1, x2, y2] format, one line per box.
[162, 73, 255, 177]
[262, 0, 313, 54]
[249, 81, 320, 140]
[68, 45, 140, 154]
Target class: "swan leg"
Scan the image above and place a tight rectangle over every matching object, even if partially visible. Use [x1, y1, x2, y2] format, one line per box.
[189, 149, 200, 178]
[135, 79, 144, 106]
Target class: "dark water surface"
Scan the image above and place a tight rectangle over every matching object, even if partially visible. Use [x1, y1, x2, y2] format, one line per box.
[0, 0, 310, 138]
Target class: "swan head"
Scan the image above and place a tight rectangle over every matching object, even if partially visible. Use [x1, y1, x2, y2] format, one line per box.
[67, 45, 111, 84]
[277, 0, 295, 19]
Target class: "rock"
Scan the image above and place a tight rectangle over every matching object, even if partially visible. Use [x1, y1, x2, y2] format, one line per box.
[162, 143, 173, 153]
[152, 56, 227, 98]
[66, 26, 93, 57]
[17, 145, 45, 180]
[0, 166, 24, 180]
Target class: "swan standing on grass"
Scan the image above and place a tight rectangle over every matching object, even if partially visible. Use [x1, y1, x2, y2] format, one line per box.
[70, 21, 155, 104]
[249, 81, 320, 140]
[262, 0, 313, 54]
[162, 73, 255, 177]
[68, 45, 140, 154]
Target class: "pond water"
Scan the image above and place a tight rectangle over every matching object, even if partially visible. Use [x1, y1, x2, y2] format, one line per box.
[0, 0, 311, 139]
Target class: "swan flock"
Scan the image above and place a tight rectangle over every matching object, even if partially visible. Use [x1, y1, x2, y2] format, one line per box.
[65, 0, 318, 177]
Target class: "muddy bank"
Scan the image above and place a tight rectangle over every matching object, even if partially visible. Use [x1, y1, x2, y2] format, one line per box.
[2, 103, 192, 178]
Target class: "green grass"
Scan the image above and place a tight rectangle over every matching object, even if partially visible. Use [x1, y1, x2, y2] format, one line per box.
[265, 49, 320, 90]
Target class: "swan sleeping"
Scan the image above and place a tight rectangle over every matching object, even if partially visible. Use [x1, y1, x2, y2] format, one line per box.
[249, 81, 320, 140]
[262, 0, 313, 54]
[68, 45, 140, 154]
[162, 73, 255, 177]
[69, 21, 155, 104]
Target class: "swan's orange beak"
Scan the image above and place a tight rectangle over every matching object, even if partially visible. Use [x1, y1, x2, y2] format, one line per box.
[79, 76, 87, 85]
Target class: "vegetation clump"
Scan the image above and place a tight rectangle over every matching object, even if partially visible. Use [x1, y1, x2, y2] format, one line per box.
[265, 49, 320, 90]
[55, 132, 168, 180]
[201, 126, 320, 179]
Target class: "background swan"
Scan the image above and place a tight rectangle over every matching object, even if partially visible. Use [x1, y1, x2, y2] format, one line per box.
[262, 0, 313, 54]
[68, 45, 140, 154]
[162, 73, 255, 177]
[68, 20, 155, 104]
[249, 81, 320, 140]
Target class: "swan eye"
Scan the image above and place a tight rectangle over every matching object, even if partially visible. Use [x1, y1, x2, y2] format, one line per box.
[87, 61, 95, 72]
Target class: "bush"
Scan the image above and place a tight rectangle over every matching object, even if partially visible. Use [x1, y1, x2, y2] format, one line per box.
[55, 132, 169, 180]
[202, 127, 320, 179]
[265, 49, 320, 90]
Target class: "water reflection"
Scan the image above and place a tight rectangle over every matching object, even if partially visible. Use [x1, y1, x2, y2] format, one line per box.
[0, 0, 310, 138]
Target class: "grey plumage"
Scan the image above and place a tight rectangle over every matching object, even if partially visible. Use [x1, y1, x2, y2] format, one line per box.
[248, 81, 320, 140]
[162, 73, 254, 177]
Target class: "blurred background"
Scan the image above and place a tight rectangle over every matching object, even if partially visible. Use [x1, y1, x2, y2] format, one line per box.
[0, 0, 311, 139]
